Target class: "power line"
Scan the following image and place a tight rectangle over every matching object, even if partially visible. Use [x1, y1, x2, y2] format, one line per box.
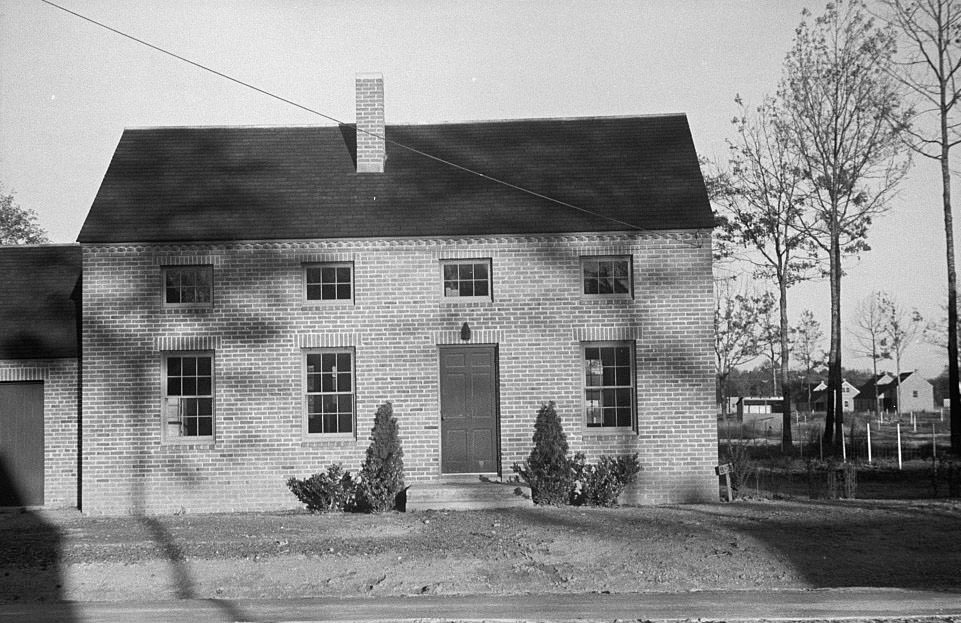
[40, 0, 674, 235]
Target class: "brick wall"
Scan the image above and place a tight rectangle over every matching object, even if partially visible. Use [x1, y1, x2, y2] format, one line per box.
[0, 358, 79, 508]
[81, 230, 716, 513]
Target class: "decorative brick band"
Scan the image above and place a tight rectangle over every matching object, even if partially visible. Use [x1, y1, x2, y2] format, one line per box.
[296, 333, 362, 348]
[153, 335, 222, 351]
[570, 245, 635, 257]
[431, 329, 504, 345]
[432, 249, 501, 259]
[0, 366, 48, 382]
[572, 326, 641, 342]
[152, 254, 224, 266]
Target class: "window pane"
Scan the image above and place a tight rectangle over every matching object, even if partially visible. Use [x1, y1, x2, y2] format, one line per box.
[615, 347, 630, 365]
[615, 388, 631, 407]
[474, 263, 488, 279]
[181, 270, 195, 287]
[182, 378, 197, 396]
[184, 418, 198, 436]
[614, 278, 630, 294]
[603, 407, 617, 427]
[321, 267, 336, 283]
[583, 261, 598, 279]
[165, 272, 178, 288]
[307, 395, 322, 415]
[182, 398, 198, 416]
[165, 288, 181, 303]
[198, 417, 213, 437]
[167, 377, 181, 396]
[443, 264, 458, 280]
[197, 357, 212, 376]
[337, 353, 351, 371]
[306, 267, 321, 284]
[338, 393, 353, 413]
[600, 348, 614, 366]
[585, 347, 599, 361]
[615, 408, 631, 428]
[444, 281, 459, 296]
[183, 357, 196, 375]
[197, 377, 212, 396]
[584, 279, 598, 294]
[474, 281, 488, 297]
[321, 284, 337, 299]
[197, 269, 211, 286]
[336, 267, 351, 282]
[323, 395, 338, 414]
[598, 278, 613, 294]
[602, 366, 616, 386]
[459, 281, 474, 297]
[321, 374, 335, 392]
[338, 412, 353, 433]
[336, 284, 351, 299]
[307, 413, 321, 434]
[306, 284, 322, 300]
[321, 354, 337, 372]
[459, 264, 474, 280]
[306, 354, 321, 372]
[336, 373, 350, 391]
[323, 412, 337, 434]
[613, 261, 629, 277]
[615, 366, 631, 386]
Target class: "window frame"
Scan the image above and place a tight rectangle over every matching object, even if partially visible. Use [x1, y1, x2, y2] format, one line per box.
[581, 341, 636, 431]
[439, 258, 493, 301]
[161, 351, 215, 444]
[161, 265, 214, 309]
[580, 255, 633, 299]
[303, 262, 354, 304]
[302, 347, 357, 439]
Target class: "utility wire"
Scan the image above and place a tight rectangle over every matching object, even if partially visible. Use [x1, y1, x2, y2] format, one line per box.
[40, 0, 684, 236]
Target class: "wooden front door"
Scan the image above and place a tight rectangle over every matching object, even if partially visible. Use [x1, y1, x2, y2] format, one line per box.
[0, 382, 44, 506]
[439, 345, 498, 473]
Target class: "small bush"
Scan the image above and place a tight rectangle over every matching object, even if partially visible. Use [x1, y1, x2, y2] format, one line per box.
[570, 453, 641, 507]
[356, 401, 406, 512]
[512, 401, 573, 505]
[720, 436, 757, 496]
[286, 464, 357, 512]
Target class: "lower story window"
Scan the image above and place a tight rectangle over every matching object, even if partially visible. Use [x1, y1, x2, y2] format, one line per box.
[163, 353, 214, 439]
[583, 343, 634, 428]
[305, 349, 355, 434]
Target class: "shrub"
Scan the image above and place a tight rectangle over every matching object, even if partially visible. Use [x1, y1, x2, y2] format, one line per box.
[512, 401, 573, 505]
[356, 402, 406, 512]
[720, 435, 757, 497]
[286, 464, 357, 512]
[569, 453, 641, 507]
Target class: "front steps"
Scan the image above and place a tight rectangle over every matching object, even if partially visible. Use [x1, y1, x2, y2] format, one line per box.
[405, 477, 533, 511]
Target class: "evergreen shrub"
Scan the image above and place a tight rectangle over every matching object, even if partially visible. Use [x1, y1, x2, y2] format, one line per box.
[286, 464, 357, 512]
[511, 401, 573, 505]
[356, 401, 406, 512]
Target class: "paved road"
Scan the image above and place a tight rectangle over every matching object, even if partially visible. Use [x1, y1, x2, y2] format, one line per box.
[0, 588, 959, 622]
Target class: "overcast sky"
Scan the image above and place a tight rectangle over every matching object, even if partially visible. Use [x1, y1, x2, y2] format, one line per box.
[0, 0, 954, 379]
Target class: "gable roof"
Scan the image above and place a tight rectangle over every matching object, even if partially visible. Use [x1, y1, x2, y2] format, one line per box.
[857, 372, 926, 398]
[77, 115, 714, 243]
[0, 245, 81, 359]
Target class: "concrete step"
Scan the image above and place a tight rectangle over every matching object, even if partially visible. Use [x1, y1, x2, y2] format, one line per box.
[405, 480, 533, 511]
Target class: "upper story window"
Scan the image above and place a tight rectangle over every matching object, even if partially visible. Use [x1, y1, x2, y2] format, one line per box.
[305, 263, 353, 303]
[305, 349, 355, 435]
[163, 352, 214, 441]
[583, 343, 635, 429]
[163, 265, 213, 308]
[441, 259, 491, 300]
[581, 256, 632, 298]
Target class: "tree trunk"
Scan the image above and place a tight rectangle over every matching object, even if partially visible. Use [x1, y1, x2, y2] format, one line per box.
[825, 227, 842, 450]
[779, 277, 793, 453]
[942, 114, 961, 454]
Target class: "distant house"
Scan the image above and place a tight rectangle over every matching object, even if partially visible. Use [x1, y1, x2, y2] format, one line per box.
[736, 396, 783, 432]
[809, 379, 859, 413]
[854, 372, 933, 413]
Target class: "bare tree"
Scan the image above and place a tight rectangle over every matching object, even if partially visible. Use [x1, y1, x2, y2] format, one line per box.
[850, 291, 893, 418]
[0, 184, 49, 245]
[778, 0, 912, 450]
[792, 309, 825, 413]
[714, 277, 773, 417]
[879, 0, 961, 452]
[714, 96, 819, 452]
[878, 293, 924, 417]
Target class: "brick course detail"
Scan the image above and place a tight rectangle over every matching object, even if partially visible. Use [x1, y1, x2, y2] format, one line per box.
[81, 230, 716, 514]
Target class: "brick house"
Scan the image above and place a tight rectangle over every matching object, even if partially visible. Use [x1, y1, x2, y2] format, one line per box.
[0, 244, 81, 508]
[10, 75, 716, 513]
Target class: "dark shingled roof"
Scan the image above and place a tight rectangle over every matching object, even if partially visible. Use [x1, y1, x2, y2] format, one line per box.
[78, 115, 713, 243]
[0, 245, 81, 359]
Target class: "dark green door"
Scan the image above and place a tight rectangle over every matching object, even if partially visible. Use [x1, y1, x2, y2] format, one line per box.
[0, 382, 44, 506]
[440, 345, 498, 473]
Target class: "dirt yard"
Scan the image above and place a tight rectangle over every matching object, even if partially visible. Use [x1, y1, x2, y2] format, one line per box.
[2, 498, 959, 605]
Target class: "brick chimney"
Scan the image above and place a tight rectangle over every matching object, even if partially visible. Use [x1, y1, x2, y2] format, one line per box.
[355, 73, 385, 173]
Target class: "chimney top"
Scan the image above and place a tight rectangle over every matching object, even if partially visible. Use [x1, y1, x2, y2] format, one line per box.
[355, 73, 385, 174]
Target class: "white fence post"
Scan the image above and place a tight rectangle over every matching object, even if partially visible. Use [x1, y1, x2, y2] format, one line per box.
[867, 421, 872, 464]
[897, 422, 903, 471]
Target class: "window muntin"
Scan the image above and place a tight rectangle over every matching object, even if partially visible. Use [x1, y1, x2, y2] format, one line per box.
[441, 259, 491, 298]
[163, 265, 213, 307]
[582, 256, 632, 297]
[305, 263, 353, 302]
[163, 353, 214, 439]
[305, 349, 355, 434]
[583, 343, 634, 428]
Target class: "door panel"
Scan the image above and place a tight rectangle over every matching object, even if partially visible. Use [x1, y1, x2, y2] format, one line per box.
[440, 346, 498, 473]
[0, 382, 44, 506]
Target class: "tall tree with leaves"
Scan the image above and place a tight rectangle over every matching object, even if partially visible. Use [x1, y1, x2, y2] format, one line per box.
[879, 0, 961, 453]
[778, 0, 912, 450]
[791, 309, 825, 413]
[850, 291, 893, 418]
[714, 96, 818, 451]
[0, 184, 49, 245]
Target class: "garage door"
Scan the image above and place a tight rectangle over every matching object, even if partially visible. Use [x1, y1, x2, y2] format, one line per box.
[0, 382, 44, 506]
